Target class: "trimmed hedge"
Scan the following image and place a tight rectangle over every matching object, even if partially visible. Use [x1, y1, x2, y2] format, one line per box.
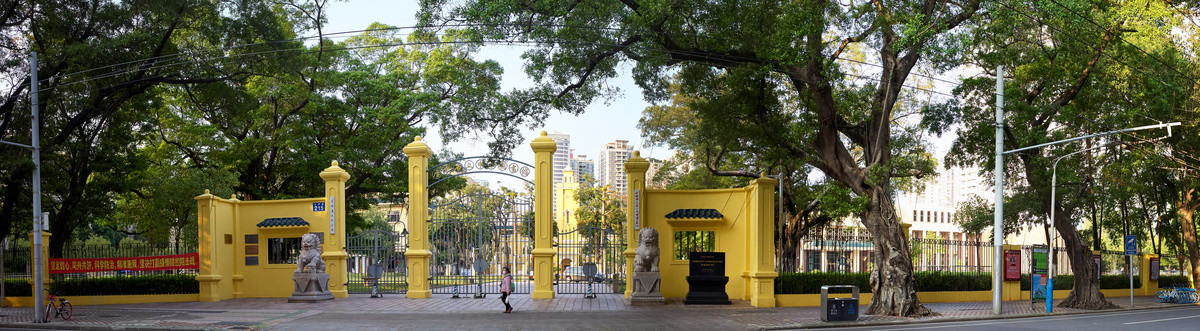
[777, 272, 1155, 294]
[1157, 275, 1191, 287]
[775, 271, 993, 294]
[3, 278, 31, 296]
[51, 274, 198, 296]
[775, 272, 871, 294]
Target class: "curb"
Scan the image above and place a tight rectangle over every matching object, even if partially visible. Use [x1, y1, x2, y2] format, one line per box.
[0, 323, 212, 331]
[765, 304, 1194, 329]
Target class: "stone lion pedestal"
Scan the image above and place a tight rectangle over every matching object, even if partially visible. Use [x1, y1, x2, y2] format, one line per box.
[288, 233, 335, 303]
[288, 272, 335, 302]
[630, 227, 665, 305]
[630, 271, 665, 305]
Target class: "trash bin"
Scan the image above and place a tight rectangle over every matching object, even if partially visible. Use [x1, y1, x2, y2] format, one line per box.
[820, 285, 859, 322]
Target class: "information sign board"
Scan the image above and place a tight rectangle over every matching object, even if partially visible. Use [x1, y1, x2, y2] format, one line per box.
[1125, 235, 1137, 256]
[1004, 250, 1021, 281]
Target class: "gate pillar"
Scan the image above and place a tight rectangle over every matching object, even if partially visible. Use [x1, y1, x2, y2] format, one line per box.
[623, 151, 649, 298]
[320, 161, 352, 298]
[404, 137, 433, 299]
[531, 131, 557, 299]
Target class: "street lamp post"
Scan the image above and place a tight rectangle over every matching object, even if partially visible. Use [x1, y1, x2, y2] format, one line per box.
[991, 65, 1181, 315]
[1046, 141, 1123, 313]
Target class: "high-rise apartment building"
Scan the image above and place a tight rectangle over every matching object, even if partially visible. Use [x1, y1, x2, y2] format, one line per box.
[597, 140, 633, 195]
[548, 132, 571, 185]
[570, 153, 594, 185]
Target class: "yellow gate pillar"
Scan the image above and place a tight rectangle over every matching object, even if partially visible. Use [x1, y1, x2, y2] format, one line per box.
[746, 175, 778, 307]
[404, 137, 433, 299]
[531, 131, 557, 299]
[623, 151, 649, 298]
[320, 161, 351, 298]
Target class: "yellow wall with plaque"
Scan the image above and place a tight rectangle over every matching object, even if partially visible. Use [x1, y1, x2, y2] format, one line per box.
[195, 161, 350, 301]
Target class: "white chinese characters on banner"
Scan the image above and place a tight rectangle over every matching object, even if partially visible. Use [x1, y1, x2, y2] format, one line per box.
[633, 189, 641, 230]
[329, 196, 336, 234]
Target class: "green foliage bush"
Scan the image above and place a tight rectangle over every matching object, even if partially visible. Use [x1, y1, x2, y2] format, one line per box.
[1157, 275, 1191, 288]
[3, 278, 31, 297]
[777, 271, 1150, 294]
[51, 274, 198, 296]
[775, 272, 871, 294]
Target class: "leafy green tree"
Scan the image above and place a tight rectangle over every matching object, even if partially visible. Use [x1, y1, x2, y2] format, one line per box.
[103, 159, 237, 251]
[420, 0, 984, 315]
[571, 175, 625, 261]
[0, 0, 300, 257]
[933, 0, 1192, 308]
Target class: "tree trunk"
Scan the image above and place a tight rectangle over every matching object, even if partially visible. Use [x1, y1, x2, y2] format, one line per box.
[1179, 187, 1200, 288]
[862, 189, 934, 316]
[1055, 204, 1118, 309]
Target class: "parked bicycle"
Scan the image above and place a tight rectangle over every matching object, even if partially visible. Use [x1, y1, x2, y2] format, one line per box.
[1154, 283, 1198, 304]
[41, 289, 72, 322]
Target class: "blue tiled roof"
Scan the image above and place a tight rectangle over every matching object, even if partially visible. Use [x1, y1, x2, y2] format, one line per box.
[256, 217, 309, 228]
[665, 209, 723, 220]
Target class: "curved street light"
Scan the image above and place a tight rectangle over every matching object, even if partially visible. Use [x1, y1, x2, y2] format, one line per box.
[1045, 140, 1125, 312]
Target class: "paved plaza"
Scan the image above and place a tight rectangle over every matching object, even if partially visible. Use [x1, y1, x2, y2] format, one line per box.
[0, 294, 1191, 330]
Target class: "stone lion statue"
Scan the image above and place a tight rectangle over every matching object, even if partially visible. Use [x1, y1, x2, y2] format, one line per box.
[634, 227, 659, 272]
[296, 233, 326, 273]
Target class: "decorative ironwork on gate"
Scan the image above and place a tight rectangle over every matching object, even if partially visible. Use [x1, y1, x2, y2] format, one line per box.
[346, 225, 408, 295]
[554, 226, 627, 295]
[428, 156, 535, 187]
[429, 192, 533, 295]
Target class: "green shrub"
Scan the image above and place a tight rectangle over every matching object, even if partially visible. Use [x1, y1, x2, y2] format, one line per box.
[775, 272, 871, 294]
[1157, 275, 1190, 288]
[51, 274, 198, 296]
[777, 271, 1149, 294]
[913, 272, 992, 292]
[3, 278, 31, 296]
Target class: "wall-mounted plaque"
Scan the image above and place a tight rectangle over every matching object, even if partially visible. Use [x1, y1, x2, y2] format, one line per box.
[245, 234, 259, 244]
[245, 245, 258, 255]
[245, 256, 259, 266]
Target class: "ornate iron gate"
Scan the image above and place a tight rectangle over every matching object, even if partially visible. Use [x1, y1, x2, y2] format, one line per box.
[346, 226, 408, 295]
[429, 193, 533, 295]
[554, 226, 626, 295]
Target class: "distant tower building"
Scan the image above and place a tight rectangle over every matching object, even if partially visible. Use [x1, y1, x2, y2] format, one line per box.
[597, 140, 633, 195]
[570, 153, 595, 185]
[548, 132, 571, 184]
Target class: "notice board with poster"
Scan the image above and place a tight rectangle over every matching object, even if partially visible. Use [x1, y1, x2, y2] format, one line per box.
[1150, 257, 1160, 281]
[1030, 245, 1049, 301]
[1004, 249, 1021, 281]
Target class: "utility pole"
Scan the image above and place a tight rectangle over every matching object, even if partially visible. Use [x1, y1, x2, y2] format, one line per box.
[992, 65, 1005, 315]
[30, 52, 45, 323]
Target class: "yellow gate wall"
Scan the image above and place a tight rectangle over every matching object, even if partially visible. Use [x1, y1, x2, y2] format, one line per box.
[195, 161, 349, 301]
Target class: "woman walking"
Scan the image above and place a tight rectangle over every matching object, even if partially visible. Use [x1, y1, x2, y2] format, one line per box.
[500, 266, 513, 313]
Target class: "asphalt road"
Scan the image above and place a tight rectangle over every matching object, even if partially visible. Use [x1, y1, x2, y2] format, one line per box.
[834, 306, 1200, 331]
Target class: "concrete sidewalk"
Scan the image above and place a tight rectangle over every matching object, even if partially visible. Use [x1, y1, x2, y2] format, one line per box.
[0, 294, 1191, 330]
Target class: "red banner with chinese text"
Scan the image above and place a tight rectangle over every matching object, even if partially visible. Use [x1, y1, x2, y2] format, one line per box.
[49, 253, 198, 274]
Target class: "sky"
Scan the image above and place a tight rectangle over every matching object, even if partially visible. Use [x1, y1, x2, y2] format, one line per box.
[323, 1, 664, 189]
[321, 1, 961, 190]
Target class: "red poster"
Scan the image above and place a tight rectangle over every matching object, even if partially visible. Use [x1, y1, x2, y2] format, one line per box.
[1004, 249, 1021, 281]
[1150, 257, 1160, 281]
[49, 253, 198, 274]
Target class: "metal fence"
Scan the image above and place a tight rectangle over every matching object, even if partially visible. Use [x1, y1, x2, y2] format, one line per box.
[778, 234, 1186, 278]
[49, 244, 198, 295]
[778, 235, 998, 273]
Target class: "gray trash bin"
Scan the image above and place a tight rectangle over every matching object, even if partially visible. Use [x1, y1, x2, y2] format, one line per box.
[820, 285, 859, 322]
